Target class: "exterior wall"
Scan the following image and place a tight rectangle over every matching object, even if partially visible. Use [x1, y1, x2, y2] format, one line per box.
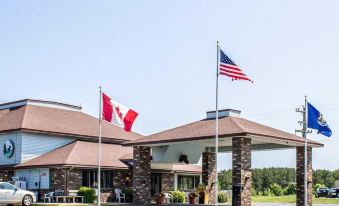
[232, 137, 251, 206]
[0, 132, 22, 165]
[296, 147, 312, 206]
[0, 132, 74, 166]
[202, 152, 216, 204]
[161, 173, 175, 192]
[68, 169, 82, 190]
[21, 133, 74, 163]
[157, 143, 205, 164]
[113, 169, 133, 190]
[50, 168, 66, 191]
[133, 146, 151, 205]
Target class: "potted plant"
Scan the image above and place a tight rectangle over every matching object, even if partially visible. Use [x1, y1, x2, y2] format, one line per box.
[189, 192, 199, 204]
[155, 193, 166, 205]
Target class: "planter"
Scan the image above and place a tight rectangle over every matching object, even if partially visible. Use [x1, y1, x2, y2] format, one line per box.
[189, 196, 198, 204]
[156, 195, 166, 205]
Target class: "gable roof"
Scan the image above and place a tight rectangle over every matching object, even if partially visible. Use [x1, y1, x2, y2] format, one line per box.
[15, 140, 203, 173]
[15, 141, 132, 169]
[124, 116, 322, 147]
[0, 104, 143, 142]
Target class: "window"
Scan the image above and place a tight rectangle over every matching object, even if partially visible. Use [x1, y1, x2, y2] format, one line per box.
[82, 170, 113, 189]
[177, 175, 200, 191]
[0, 183, 5, 190]
[4, 183, 17, 190]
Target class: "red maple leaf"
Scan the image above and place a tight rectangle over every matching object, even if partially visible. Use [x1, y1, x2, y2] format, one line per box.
[115, 106, 123, 119]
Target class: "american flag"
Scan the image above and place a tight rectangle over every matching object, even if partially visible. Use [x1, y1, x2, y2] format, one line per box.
[219, 49, 253, 82]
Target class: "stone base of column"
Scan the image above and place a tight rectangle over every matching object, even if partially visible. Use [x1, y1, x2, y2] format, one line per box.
[202, 152, 216, 205]
[133, 146, 151, 205]
[296, 147, 312, 206]
[232, 137, 252, 206]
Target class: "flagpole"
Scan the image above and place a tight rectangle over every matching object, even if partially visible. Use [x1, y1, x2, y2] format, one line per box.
[215, 41, 220, 206]
[304, 96, 308, 206]
[98, 86, 102, 206]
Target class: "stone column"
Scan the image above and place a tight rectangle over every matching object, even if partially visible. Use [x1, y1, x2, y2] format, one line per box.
[232, 137, 252, 206]
[133, 146, 151, 205]
[202, 152, 216, 204]
[296, 146, 312, 206]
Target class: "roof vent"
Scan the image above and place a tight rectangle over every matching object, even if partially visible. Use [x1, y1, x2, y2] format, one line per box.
[206, 109, 241, 119]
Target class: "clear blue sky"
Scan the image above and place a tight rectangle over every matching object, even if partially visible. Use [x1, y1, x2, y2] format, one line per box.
[1, 0, 338, 170]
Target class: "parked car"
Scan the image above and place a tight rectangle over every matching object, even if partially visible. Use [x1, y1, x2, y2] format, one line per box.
[316, 187, 329, 198]
[0, 182, 36, 206]
[327, 188, 339, 198]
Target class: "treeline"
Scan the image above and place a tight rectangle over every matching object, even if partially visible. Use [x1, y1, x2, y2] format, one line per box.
[219, 168, 339, 195]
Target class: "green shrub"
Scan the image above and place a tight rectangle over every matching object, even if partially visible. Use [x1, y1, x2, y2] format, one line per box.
[251, 187, 258, 196]
[171, 190, 186, 203]
[122, 188, 133, 203]
[285, 182, 296, 195]
[262, 188, 270, 196]
[78, 186, 96, 203]
[270, 183, 284, 196]
[218, 191, 228, 203]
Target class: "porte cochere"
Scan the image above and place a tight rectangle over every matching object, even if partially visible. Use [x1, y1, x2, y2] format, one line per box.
[125, 109, 322, 206]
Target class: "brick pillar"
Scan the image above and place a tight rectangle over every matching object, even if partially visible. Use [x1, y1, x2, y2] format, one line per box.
[296, 147, 312, 206]
[232, 137, 251, 206]
[133, 146, 151, 205]
[202, 152, 216, 204]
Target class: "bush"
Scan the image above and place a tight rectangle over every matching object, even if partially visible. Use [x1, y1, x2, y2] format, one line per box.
[270, 183, 284, 196]
[285, 182, 296, 195]
[122, 188, 133, 203]
[251, 187, 258, 196]
[171, 190, 186, 203]
[218, 191, 228, 203]
[262, 188, 270, 196]
[78, 186, 96, 203]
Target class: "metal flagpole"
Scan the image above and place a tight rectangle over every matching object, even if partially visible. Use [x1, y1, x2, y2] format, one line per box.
[303, 96, 308, 206]
[215, 41, 220, 206]
[98, 86, 103, 206]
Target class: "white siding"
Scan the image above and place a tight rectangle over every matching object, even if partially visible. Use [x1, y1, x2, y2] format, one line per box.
[159, 143, 205, 164]
[21, 133, 74, 162]
[0, 132, 22, 165]
[15, 168, 50, 189]
[152, 146, 168, 162]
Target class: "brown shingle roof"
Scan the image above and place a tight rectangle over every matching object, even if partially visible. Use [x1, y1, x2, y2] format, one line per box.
[15, 141, 132, 169]
[124, 116, 322, 147]
[15, 140, 202, 173]
[0, 105, 143, 142]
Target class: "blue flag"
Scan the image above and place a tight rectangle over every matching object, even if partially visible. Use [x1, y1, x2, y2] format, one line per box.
[307, 102, 332, 137]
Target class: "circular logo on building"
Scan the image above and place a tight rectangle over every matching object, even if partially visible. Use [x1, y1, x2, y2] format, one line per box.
[318, 113, 328, 127]
[3, 140, 15, 158]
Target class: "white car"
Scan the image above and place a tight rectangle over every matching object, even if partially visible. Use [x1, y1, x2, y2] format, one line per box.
[0, 182, 36, 206]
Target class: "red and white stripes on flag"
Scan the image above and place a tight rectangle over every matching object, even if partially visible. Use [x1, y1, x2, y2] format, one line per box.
[102, 93, 139, 132]
[219, 49, 253, 82]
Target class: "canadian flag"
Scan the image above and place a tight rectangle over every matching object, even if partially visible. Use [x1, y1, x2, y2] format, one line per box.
[102, 92, 139, 132]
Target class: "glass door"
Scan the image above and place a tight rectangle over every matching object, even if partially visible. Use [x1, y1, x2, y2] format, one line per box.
[151, 173, 161, 196]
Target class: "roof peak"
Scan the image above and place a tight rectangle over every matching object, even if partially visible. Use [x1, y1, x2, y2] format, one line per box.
[0, 99, 82, 112]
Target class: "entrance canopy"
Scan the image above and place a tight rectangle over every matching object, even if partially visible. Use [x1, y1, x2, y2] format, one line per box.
[125, 114, 322, 148]
[124, 110, 322, 164]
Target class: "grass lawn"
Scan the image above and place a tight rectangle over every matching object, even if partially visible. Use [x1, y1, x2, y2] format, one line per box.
[252, 195, 339, 204]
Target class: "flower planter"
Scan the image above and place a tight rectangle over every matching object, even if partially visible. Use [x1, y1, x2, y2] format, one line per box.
[189, 196, 198, 204]
[156, 195, 165, 205]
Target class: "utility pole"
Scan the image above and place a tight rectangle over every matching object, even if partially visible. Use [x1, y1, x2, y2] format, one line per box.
[295, 96, 312, 206]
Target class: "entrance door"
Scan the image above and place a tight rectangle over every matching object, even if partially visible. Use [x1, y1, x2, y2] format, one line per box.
[151, 173, 161, 196]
